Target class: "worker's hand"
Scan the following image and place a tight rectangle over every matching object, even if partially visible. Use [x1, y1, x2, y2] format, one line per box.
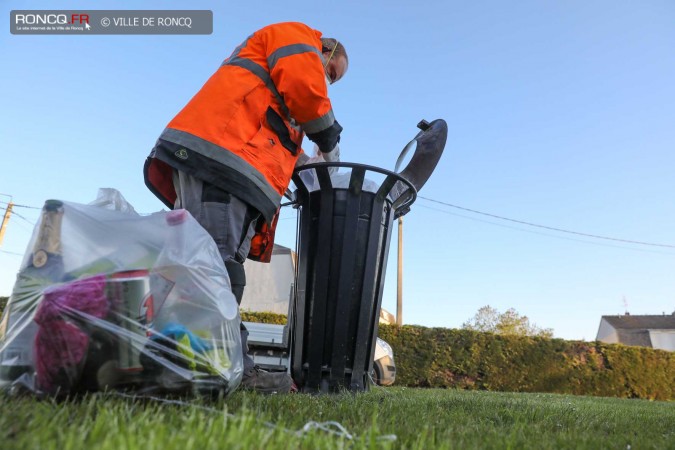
[315, 143, 340, 163]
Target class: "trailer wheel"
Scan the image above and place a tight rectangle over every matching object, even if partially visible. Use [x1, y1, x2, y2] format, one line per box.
[371, 361, 384, 385]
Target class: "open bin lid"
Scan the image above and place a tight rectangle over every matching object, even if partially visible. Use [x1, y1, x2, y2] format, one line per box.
[291, 118, 447, 218]
[390, 119, 448, 216]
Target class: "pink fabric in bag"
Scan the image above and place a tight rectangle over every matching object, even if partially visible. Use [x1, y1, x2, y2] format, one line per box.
[33, 275, 109, 393]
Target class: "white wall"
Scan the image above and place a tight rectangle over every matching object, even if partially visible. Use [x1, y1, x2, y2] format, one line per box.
[649, 331, 675, 352]
[596, 319, 618, 343]
[241, 252, 295, 315]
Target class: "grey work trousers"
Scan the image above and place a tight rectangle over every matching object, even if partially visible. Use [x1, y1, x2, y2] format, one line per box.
[172, 170, 259, 372]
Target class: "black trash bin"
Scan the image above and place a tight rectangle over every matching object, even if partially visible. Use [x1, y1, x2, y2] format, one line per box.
[289, 162, 416, 393]
[290, 119, 447, 393]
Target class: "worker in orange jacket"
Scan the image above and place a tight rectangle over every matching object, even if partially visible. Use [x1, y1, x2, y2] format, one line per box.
[144, 22, 348, 393]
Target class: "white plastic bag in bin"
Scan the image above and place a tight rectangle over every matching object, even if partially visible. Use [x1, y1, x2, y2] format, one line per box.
[0, 189, 242, 397]
[297, 144, 381, 193]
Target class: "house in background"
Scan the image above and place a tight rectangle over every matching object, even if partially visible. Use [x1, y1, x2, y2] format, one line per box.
[596, 313, 675, 351]
[378, 308, 396, 325]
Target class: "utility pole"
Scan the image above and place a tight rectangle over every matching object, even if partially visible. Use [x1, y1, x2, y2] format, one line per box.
[0, 202, 13, 247]
[396, 216, 403, 325]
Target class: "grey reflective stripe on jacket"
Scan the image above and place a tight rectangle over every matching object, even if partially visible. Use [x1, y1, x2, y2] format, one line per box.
[302, 110, 335, 134]
[224, 56, 291, 120]
[267, 43, 322, 69]
[221, 40, 335, 134]
[222, 33, 253, 65]
[159, 127, 282, 210]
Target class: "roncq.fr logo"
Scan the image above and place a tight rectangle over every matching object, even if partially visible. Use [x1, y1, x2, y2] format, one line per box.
[14, 13, 90, 26]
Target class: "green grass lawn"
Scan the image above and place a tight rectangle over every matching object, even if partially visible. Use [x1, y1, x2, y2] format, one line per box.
[2, 387, 673, 449]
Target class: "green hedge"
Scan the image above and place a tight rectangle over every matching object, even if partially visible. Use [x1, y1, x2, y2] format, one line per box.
[240, 310, 288, 325]
[378, 325, 675, 401]
[242, 312, 675, 400]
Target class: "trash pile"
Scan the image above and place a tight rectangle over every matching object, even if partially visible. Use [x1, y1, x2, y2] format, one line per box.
[0, 189, 242, 397]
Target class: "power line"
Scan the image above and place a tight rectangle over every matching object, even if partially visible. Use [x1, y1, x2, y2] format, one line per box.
[418, 196, 675, 249]
[0, 201, 40, 210]
[10, 210, 35, 226]
[415, 203, 675, 255]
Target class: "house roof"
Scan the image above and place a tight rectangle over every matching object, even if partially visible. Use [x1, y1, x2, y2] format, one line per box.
[615, 330, 653, 347]
[602, 314, 675, 330]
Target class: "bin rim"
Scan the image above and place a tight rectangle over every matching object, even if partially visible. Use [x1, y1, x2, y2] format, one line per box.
[292, 161, 418, 216]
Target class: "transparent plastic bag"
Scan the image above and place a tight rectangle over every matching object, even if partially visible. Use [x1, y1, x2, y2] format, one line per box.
[298, 143, 342, 192]
[298, 143, 380, 194]
[328, 172, 380, 193]
[0, 190, 242, 397]
[88, 187, 139, 214]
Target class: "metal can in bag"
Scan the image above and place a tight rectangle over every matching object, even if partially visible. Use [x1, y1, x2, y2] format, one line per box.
[108, 270, 154, 372]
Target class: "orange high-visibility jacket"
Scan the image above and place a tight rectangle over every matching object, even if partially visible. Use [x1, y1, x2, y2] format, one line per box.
[144, 22, 337, 242]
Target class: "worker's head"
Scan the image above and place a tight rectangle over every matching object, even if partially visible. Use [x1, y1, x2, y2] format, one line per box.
[321, 38, 348, 85]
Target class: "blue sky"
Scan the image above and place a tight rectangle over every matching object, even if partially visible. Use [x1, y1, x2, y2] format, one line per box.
[1, 0, 674, 340]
